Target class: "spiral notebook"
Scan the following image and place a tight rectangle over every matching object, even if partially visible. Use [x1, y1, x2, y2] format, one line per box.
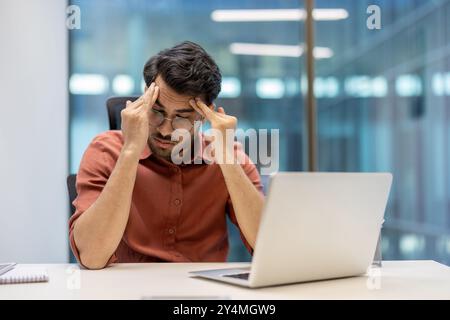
[0, 265, 49, 285]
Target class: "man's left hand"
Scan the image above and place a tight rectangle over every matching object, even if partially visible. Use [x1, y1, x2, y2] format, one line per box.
[189, 98, 237, 133]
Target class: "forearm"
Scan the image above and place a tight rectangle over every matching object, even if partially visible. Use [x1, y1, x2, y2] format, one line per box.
[73, 147, 140, 269]
[219, 162, 264, 249]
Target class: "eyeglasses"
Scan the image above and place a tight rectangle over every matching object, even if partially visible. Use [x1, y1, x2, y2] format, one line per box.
[149, 108, 202, 130]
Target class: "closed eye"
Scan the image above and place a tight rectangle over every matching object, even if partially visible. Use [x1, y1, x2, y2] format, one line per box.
[152, 108, 164, 115]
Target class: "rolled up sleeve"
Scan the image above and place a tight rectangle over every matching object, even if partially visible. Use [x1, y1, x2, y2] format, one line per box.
[68, 134, 118, 268]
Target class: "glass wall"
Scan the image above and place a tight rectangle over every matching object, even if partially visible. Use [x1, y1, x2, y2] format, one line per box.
[315, 0, 450, 264]
[69, 0, 450, 264]
[69, 0, 304, 261]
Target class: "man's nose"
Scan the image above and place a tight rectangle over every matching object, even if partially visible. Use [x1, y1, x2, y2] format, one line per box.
[157, 118, 173, 138]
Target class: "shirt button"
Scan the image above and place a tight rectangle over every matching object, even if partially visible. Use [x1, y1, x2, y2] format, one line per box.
[172, 167, 179, 173]
[168, 228, 175, 234]
[173, 198, 182, 206]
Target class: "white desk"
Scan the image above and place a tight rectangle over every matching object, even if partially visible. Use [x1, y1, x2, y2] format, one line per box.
[0, 261, 449, 300]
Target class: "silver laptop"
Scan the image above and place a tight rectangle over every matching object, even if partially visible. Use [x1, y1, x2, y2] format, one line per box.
[190, 172, 392, 288]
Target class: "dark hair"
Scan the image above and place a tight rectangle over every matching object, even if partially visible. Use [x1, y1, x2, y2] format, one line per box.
[143, 41, 221, 105]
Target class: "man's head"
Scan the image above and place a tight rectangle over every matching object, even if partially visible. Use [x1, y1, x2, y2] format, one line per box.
[142, 41, 222, 160]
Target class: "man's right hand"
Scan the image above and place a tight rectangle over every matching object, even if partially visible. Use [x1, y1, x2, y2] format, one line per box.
[121, 82, 159, 155]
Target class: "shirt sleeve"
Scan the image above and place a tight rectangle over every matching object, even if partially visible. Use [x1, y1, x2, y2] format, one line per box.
[68, 134, 118, 268]
[226, 143, 265, 256]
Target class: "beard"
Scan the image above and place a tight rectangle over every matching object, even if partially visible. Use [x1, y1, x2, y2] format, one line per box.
[148, 135, 172, 160]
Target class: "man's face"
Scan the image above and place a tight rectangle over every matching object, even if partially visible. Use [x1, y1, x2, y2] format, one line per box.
[147, 75, 204, 161]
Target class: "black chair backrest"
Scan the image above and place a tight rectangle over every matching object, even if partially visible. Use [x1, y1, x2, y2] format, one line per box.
[66, 174, 77, 216]
[106, 96, 140, 130]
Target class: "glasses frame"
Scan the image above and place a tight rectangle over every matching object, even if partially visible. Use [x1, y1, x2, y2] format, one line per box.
[149, 108, 203, 131]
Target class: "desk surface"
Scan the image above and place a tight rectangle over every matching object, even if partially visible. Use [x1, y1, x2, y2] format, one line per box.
[1, 261, 449, 300]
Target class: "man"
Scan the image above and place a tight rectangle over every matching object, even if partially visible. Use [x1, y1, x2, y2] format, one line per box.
[69, 41, 264, 269]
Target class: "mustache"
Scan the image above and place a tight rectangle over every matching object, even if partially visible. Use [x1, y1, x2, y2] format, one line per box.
[151, 134, 178, 144]
[152, 134, 171, 141]
[151, 134, 195, 147]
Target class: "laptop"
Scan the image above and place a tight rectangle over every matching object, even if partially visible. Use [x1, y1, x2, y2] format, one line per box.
[190, 172, 392, 288]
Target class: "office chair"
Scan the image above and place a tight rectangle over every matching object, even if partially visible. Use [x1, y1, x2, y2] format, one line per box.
[106, 96, 140, 130]
[66, 174, 77, 216]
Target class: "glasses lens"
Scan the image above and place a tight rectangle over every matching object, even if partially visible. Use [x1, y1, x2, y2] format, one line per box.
[149, 110, 164, 127]
[172, 117, 193, 130]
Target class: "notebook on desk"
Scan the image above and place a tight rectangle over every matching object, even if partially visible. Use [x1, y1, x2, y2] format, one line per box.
[0, 264, 49, 285]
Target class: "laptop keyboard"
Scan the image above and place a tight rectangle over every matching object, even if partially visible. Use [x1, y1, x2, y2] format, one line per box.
[223, 272, 250, 280]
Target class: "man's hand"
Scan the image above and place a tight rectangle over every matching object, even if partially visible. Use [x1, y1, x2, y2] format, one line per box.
[121, 82, 159, 154]
[190, 97, 237, 133]
[190, 98, 237, 162]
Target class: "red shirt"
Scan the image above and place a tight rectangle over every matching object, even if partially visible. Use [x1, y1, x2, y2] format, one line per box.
[69, 130, 263, 267]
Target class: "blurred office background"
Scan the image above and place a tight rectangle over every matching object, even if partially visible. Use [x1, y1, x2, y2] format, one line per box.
[0, 0, 449, 265]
